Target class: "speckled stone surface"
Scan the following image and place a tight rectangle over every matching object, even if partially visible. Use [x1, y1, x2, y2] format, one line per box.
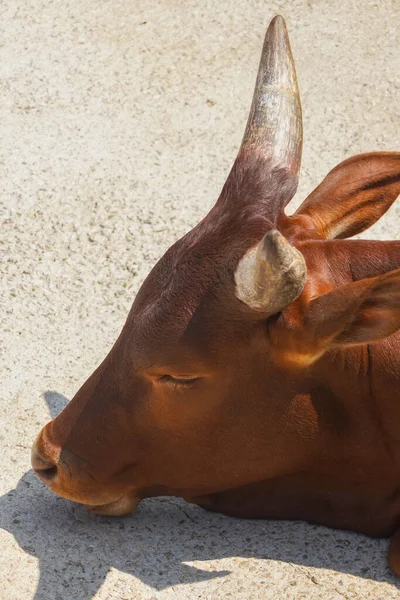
[1, 1, 399, 599]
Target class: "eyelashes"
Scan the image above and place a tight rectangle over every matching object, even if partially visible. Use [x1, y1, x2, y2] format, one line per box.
[158, 374, 200, 387]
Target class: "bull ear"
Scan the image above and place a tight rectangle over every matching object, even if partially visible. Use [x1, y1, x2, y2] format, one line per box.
[300, 269, 400, 360]
[235, 229, 307, 314]
[294, 152, 400, 239]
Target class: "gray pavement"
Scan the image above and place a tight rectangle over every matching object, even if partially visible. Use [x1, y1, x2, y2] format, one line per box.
[1, 0, 399, 598]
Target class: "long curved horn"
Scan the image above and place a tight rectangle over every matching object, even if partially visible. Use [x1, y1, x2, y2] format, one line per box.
[235, 230, 307, 313]
[238, 15, 303, 202]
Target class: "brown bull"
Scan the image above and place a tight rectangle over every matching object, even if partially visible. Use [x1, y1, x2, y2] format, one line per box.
[32, 16, 400, 573]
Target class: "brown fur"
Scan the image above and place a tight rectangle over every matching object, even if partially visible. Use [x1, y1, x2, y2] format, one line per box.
[31, 19, 400, 574]
[32, 150, 400, 573]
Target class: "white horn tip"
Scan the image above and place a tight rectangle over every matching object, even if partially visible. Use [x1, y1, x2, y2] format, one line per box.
[235, 229, 307, 313]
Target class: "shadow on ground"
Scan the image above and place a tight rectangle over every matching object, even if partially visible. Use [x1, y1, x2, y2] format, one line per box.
[1, 392, 398, 599]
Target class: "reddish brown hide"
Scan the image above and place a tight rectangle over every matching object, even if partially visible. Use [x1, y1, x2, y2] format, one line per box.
[32, 16, 400, 574]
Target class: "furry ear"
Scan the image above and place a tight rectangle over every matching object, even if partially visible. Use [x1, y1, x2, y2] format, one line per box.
[305, 268, 400, 348]
[272, 268, 400, 367]
[294, 152, 400, 239]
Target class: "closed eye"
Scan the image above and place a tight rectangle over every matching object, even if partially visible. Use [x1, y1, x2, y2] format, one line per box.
[158, 374, 200, 386]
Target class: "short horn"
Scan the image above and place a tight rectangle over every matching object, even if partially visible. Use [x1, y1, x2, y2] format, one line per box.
[240, 15, 303, 184]
[235, 229, 307, 313]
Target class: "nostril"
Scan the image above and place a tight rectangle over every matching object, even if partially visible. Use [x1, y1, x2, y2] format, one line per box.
[31, 448, 58, 482]
[36, 465, 58, 482]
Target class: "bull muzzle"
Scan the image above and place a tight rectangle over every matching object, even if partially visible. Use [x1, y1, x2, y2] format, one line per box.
[31, 424, 140, 516]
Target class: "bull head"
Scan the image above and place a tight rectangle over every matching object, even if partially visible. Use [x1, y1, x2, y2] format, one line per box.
[32, 16, 400, 527]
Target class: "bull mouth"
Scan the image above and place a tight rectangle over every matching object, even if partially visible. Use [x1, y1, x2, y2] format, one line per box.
[88, 492, 140, 516]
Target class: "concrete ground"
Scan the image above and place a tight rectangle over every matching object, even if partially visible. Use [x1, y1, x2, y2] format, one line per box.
[1, 0, 399, 598]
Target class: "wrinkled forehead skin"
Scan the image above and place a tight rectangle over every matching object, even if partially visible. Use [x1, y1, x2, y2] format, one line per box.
[127, 156, 291, 359]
